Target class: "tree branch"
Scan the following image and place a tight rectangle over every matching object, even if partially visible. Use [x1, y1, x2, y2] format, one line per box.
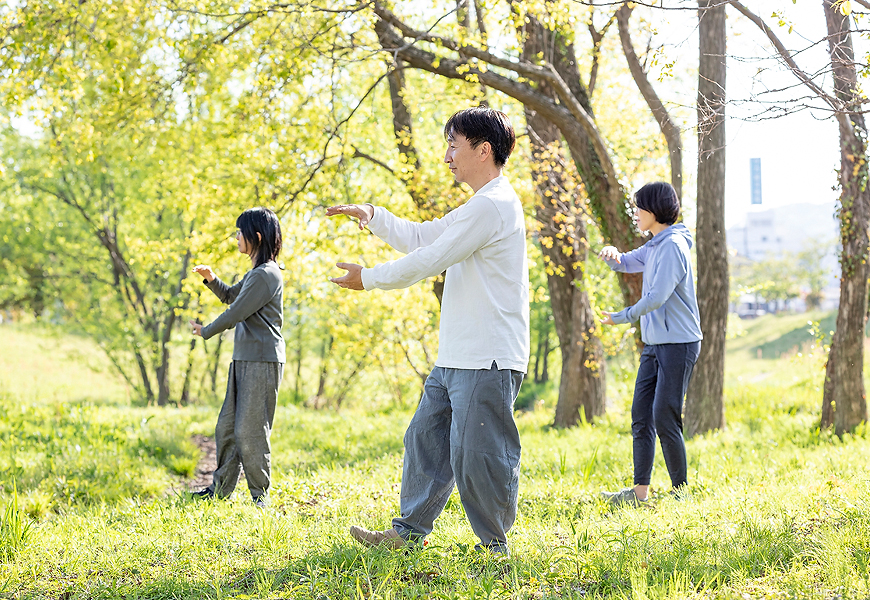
[729, 1, 840, 113]
[616, 2, 683, 199]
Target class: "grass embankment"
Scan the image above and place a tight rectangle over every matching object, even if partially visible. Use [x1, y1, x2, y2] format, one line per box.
[1, 316, 869, 599]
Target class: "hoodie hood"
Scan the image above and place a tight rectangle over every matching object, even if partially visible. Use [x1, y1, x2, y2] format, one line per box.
[647, 223, 693, 249]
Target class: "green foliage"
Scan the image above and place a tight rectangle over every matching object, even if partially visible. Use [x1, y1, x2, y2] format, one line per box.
[1, 0, 681, 416]
[730, 244, 835, 308]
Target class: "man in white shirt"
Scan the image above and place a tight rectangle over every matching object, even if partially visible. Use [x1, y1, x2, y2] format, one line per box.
[327, 106, 530, 554]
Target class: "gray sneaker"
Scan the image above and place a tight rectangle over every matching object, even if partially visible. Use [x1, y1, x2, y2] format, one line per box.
[600, 488, 648, 508]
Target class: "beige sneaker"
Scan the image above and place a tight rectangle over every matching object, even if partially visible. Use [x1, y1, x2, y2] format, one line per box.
[349, 525, 405, 549]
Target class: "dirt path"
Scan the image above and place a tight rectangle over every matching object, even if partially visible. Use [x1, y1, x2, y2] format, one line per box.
[186, 434, 217, 492]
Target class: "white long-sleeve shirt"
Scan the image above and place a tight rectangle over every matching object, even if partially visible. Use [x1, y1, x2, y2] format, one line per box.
[360, 176, 530, 373]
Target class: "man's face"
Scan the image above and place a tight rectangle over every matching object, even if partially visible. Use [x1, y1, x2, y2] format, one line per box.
[444, 132, 481, 185]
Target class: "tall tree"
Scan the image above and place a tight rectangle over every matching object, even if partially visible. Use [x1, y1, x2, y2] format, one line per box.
[819, 0, 869, 434]
[729, 0, 869, 434]
[684, 0, 728, 437]
[520, 11, 606, 427]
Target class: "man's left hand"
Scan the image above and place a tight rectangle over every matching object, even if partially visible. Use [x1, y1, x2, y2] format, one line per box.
[330, 262, 364, 291]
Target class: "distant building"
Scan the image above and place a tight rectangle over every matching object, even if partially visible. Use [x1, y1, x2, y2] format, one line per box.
[726, 202, 840, 313]
[750, 158, 762, 205]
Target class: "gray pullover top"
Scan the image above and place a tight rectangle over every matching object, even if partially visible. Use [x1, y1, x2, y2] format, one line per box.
[200, 261, 285, 363]
[602, 224, 703, 346]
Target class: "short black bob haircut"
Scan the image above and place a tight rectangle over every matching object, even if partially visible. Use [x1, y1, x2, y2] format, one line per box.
[444, 106, 516, 169]
[237, 207, 282, 268]
[634, 182, 680, 226]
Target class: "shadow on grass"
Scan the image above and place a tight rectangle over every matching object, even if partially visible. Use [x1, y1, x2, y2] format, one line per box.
[752, 313, 836, 359]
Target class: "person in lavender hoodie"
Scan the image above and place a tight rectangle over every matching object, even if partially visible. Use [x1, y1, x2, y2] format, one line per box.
[597, 182, 702, 507]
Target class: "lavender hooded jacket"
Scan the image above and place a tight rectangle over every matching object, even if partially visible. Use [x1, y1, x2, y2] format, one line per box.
[602, 223, 703, 345]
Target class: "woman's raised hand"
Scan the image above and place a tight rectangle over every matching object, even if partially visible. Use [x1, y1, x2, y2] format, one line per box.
[597, 246, 621, 264]
[193, 265, 216, 282]
[326, 204, 374, 230]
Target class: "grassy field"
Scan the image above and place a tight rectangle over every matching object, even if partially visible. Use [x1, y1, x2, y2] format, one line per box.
[1, 315, 869, 599]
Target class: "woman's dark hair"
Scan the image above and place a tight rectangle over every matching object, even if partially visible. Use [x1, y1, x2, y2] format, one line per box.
[634, 182, 680, 226]
[444, 106, 516, 168]
[237, 207, 282, 267]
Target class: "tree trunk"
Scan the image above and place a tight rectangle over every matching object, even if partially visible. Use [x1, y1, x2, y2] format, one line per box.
[821, 0, 869, 435]
[522, 17, 606, 426]
[684, 0, 727, 438]
[180, 337, 197, 405]
[316, 334, 333, 400]
[156, 247, 191, 406]
[209, 333, 224, 395]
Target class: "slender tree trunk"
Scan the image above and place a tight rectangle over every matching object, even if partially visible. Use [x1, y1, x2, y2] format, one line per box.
[134, 348, 155, 404]
[180, 337, 197, 405]
[522, 24, 606, 426]
[684, 0, 727, 437]
[316, 334, 333, 399]
[156, 247, 191, 405]
[209, 333, 224, 395]
[821, 0, 869, 435]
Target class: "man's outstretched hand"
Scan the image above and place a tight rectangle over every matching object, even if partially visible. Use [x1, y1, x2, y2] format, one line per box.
[330, 262, 364, 291]
[326, 204, 374, 230]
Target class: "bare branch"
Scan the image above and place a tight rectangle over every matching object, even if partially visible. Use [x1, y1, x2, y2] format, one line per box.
[274, 71, 390, 215]
[729, 1, 840, 112]
[616, 2, 682, 199]
[352, 147, 395, 174]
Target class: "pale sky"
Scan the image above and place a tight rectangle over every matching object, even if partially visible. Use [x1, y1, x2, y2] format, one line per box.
[647, 1, 849, 228]
[723, 1, 843, 228]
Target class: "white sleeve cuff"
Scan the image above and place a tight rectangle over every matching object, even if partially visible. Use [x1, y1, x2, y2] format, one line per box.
[360, 267, 375, 291]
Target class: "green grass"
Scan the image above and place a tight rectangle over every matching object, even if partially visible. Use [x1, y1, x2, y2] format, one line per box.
[0, 315, 869, 599]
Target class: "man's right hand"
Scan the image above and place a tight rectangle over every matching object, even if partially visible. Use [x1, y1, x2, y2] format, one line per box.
[193, 265, 216, 282]
[326, 204, 375, 230]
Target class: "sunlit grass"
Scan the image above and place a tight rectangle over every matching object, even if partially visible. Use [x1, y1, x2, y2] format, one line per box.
[0, 316, 869, 599]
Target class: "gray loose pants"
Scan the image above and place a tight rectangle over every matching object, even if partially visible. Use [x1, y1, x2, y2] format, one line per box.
[392, 362, 524, 552]
[208, 360, 283, 501]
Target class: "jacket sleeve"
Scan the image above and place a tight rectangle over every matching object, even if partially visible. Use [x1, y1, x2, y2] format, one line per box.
[361, 198, 501, 291]
[205, 276, 244, 304]
[201, 270, 277, 339]
[603, 244, 648, 274]
[611, 242, 686, 324]
[367, 205, 457, 254]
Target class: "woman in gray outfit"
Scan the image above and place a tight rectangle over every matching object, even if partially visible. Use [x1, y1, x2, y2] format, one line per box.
[189, 207, 285, 507]
[597, 182, 703, 507]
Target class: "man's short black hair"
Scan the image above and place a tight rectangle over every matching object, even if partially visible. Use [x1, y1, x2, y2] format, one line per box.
[444, 106, 516, 169]
[635, 182, 680, 226]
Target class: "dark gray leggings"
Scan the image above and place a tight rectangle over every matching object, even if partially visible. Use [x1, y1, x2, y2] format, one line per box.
[631, 342, 700, 488]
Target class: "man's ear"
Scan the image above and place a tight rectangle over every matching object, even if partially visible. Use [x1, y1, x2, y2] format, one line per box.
[478, 141, 492, 162]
